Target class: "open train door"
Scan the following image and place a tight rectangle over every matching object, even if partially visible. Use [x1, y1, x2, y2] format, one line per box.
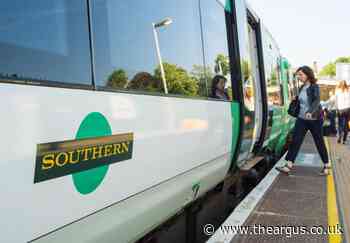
[231, 0, 267, 166]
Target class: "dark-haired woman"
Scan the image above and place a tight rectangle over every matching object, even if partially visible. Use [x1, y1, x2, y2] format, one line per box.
[276, 66, 331, 175]
[211, 75, 230, 100]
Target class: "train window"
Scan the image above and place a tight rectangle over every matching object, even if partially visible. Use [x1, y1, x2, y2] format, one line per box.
[287, 69, 295, 101]
[200, 0, 232, 100]
[91, 0, 204, 98]
[263, 40, 283, 106]
[0, 0, 92, 85]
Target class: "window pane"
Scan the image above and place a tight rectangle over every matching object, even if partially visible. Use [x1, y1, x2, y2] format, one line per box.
[262, 30, 283, 106]
[0, 0, 92, 85]
[92, 0, 204, 97]
[200, 0, 231, 100]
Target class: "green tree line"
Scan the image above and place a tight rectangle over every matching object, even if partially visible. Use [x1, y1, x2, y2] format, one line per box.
[319, 56, 350, 77]
[107, 54, 231, 98]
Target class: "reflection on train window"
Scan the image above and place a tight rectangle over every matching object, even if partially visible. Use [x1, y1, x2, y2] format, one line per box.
[0, 0, 92, 85]
[244, 25, 257, 112]
[200, 0, 232, 100]
[243, 80, 255, 111]
[241, 23, 256, 132]
[287, 70, 295, 101]
[266, 59, 282, 106]
[263, 31, 283, 106]
[242, 59, 255, 128]
[291, 73, 299, 99]
[91, 0, 204, 97]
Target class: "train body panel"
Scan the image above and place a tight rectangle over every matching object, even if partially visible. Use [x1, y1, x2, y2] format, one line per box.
[0, 0, 295, 242]
[32, 142, 231, 243]
[0, 83, 233, 242]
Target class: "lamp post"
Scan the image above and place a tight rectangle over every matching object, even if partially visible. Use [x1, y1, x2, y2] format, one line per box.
[152, 17, 172, 94]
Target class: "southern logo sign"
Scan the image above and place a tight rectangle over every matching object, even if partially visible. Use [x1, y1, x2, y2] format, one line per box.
[34, 112, 134, 194]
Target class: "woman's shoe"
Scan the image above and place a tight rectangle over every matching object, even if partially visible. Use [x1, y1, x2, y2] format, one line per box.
[276, 161, 293, 175]
[319, 167, 329, 176]
[319, 163, 331, 176]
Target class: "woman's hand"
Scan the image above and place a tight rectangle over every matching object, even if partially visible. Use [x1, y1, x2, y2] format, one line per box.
[306, 113, 312, 119]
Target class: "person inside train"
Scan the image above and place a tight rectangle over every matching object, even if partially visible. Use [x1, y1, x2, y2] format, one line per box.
[276, 66, 331, 176]
[210, 75, 230, 101]
[334, 80, 350, 144]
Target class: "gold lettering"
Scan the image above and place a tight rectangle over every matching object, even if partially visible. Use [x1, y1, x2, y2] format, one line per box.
[82, 148, 93, 161]
[113, 143, 122, 155]
[121, 142, 130, 153]
[42, 154, 55, 170]
[92, 146, 104, 160]
[56, 152, 69, 167]
[104, 144, 113, 157]
[68, 150, 80, 164]
[76, 149, 84, 161]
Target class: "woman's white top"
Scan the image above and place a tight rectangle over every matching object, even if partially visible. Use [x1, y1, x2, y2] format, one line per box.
[335, 89, 350, 110]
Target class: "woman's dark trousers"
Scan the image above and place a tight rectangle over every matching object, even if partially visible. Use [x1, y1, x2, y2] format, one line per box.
[337, 109, 349, 142]
[285, 118, 329, 164]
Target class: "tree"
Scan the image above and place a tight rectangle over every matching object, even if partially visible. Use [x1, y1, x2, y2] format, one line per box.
[319, 56, 350, 77]
[107, 69, 128, 88]
[127, 72, 161, 92]
[154, 62, 199, 96]
[319, 63, 336, 77]
[191, 64, 213, 97]
[335, 56, 350, 63]
[214, 54, 230, 76]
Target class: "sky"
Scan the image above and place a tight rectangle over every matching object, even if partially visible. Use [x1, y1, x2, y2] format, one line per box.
[247, 0, 350, 70]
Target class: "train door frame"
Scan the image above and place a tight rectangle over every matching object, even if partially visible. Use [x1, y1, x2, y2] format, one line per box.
[247, 10, 268, 154]
[246, 12, 266, 155]
[225, 0, 269, 169]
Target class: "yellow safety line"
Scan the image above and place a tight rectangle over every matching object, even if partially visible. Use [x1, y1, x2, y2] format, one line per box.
[325, 138, 342, 243]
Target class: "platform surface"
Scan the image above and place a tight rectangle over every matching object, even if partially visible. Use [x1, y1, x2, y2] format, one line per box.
[207, 133, 344, 243]
[232, 134, 329, 243]
[329, 137, 350, 243]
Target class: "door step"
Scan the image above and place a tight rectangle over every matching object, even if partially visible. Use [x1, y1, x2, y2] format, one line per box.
[240, 156, 264, 171]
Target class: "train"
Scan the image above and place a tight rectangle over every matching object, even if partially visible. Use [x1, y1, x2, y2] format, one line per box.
[0, 0, 297, 242]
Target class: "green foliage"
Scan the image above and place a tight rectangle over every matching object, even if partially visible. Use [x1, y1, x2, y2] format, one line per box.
[154, 62, 199, 96]
[191, 65, 212, 81]
[191, 64, 213, 97]
[107, 69, 128, 89]
[127, 72, 161, 92]
[319, 63, 336, 77]
[320, 56, 350, 77]
[270, 70, 278, 86]
[335, 56, 350, 63]
[242, 60, 251, 81]
[107, 63, 200, 96]
[215, 54, 230, 76]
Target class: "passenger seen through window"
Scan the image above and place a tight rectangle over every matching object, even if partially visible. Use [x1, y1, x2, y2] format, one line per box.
[210, 75, 230, 101]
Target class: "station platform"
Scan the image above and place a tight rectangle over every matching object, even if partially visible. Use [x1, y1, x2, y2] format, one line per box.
[207, 134, 348, 243]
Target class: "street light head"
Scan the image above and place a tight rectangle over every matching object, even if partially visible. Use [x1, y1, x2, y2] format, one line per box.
[154, 17, 173, 28]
